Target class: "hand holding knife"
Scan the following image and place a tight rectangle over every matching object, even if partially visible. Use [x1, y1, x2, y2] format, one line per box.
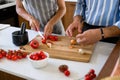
[37, 31, 45, 39]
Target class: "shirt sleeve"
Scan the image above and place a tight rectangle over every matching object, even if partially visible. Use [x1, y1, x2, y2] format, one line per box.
[74, 0, 86, 19]
[114, 21, 120, 29]
[113, 3, 120, 29]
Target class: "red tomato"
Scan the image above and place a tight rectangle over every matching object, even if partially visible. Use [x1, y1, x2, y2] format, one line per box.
[85, 75, 91, 80]
[54, 36, 58, 41]
[41, 55, 47, 59]
[41, 39, 46, 44]
[30, 40, 39, 49]
[0, 53, 3, 59]
[30, 51, 47, 60]
[47, 35, 58, 41]
[89, 69, 95, 74]
[64, 70, 70, 76]
[1, 51, 7, 57]
[22, 52, 27, 58]
[11, 55, 18, 61]
[6, 54, 12, 60]
[17, 55, 23, 59]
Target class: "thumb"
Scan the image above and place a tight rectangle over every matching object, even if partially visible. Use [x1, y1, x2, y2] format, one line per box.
[77, 23, 83, 33]
[76, 33, 85, 43]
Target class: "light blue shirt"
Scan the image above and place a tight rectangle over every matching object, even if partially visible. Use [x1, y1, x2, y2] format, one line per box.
[74, 0, 120, 28]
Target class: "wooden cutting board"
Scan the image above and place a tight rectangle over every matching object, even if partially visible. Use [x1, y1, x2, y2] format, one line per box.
[20, 35, 95, 62]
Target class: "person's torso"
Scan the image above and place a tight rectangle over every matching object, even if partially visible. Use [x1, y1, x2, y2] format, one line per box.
[23, 0, 58, 27]
[84, 0, 120, 27]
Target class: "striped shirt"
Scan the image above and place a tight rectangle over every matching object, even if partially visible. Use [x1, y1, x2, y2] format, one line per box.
[74, 0, 120, 28]
[22, 0, 65, 35]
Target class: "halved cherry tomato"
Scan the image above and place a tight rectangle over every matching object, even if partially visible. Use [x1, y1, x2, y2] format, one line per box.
[30, 40, 39, 49]
[41, 39, 46, 44]
[47, 35, 58, 41]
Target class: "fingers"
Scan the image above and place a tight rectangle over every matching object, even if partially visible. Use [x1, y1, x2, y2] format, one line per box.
[29, 19, 40, 31]
[35, 23, 40, 31]
[77, 25, 82, 33]
[44, 25, 53, 37]
[44, 30, 52, 37]
[66, 24, 74, 37]
[30, 23, 36, 30]
[66, 28, 73, 37]
[76, 34, 87, 44]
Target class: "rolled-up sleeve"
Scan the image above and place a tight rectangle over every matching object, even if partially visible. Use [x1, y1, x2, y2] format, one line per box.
[113, 4, 120, 29]
[74, 0, 86, 18]
[114, 21, 120, 29]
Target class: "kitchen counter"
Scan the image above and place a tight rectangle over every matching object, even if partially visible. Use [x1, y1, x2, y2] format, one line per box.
[0, 26, 118, 80]
[65, 0, 77, 2]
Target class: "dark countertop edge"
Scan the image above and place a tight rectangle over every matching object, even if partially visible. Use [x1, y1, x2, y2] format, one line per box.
[97, 40, 120, 80]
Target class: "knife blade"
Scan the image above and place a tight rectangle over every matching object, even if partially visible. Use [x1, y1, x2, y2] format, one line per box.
[37, 31, 45, 39]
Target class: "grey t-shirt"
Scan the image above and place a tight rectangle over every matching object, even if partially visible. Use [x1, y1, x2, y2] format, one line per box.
[22, 0, 65, 35]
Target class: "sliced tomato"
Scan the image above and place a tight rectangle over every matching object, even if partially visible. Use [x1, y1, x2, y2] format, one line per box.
[41, 39, 46, 44]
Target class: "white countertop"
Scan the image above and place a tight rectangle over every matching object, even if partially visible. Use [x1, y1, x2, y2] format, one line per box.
[0, 26, 115, 80]
[65, 0, 77, 2]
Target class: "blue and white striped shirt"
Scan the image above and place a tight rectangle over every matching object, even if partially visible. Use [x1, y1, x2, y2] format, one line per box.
[74, 0, 120, 28]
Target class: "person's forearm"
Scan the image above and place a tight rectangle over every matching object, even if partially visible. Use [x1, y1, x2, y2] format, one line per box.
[16, 7, 33, 21]
[103, 26, 120, 38]
[16, 0, 33, 22]
[73, 15, 83, 23]
[47, 7, 66, 26]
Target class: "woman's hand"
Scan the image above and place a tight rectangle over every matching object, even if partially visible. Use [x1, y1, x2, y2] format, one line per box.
[29, 16, 40, 31]
[44, 23, 54, 37]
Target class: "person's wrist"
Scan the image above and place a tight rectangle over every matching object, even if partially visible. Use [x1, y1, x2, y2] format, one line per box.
[73, 16, 82, 22]
[100, 28, 104, 40]
[28, 16, 33, 22]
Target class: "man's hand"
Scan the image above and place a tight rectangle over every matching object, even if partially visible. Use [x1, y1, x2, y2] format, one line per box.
[76, 29, 102, 45]
[66, 21, 83, 37]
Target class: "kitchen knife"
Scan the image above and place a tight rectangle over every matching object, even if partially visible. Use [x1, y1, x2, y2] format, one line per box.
[38, 31, 45, 39]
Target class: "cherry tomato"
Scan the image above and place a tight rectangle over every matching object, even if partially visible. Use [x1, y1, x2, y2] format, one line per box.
[54, 36, 58, 41]
[29, 51, 47, 60]
[85, 75, 91, 80]
[89, 69, 95, 74]
[30, 40, 39, 49]
[41, 39, 46, 44]
[1, 51, 7, 57]
[47, 35, 58, 41]
[64, 70, 70, 76]
[6, 54, 12, 60]
[11, 55, 18, 61]
[0, 53, 3, 59]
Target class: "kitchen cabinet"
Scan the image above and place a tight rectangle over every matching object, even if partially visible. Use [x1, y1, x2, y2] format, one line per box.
[62, 2, 77, 36]
[62, 2, 76, 30]
[0, 71, 25, 80]
[0, 5, 19, 27]
[18, 16, 30, 29]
